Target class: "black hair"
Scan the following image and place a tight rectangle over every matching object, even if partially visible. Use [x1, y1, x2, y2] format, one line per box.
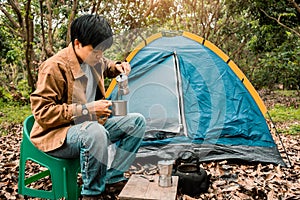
[70, 14, 113, 50]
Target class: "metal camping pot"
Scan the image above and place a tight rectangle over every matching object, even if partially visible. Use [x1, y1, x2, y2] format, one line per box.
[174, 163, 208, 196]
[112, 100, 127, 116]
[173, 151, 210, 196]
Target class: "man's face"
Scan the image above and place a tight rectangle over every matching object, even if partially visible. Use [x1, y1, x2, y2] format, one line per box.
[81, 45, 103, 67]
[74, 40, 103, 67]
[85, 47, 103, 67]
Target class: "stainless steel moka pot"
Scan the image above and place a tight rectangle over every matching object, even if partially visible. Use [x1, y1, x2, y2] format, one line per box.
[116, 73, 129, 96]
[158, 160, 174, 187]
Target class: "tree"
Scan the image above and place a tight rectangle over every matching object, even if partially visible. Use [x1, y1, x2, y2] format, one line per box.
[0, 0, 78, 92]
[1, 0, 299, 100]
[169, 0, 227, 44]
[0, 0, 35, 92]
[96, 0, 176, 60]
[0, 0, 176, 92]
[161, 0, 260, 80]
[224, 0, 300, 91]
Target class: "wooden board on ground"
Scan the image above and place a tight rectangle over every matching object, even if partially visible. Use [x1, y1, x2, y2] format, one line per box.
[118, 175, 178, 200]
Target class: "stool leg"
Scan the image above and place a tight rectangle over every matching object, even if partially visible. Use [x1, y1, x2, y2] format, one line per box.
[66, 176, 80, 199]
[50, 166, 80, 200]
[64, 167, 80, 200]
[18, 146, 26, 195]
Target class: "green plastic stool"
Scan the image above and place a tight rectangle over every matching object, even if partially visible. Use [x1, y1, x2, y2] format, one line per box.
[18, 115, 81, 199]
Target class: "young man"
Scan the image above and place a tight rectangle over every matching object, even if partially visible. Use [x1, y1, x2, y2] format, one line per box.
[30, 14, 146, 200]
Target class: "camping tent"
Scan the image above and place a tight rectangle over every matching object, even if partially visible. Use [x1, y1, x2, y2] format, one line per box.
[106, 31, 285, 166]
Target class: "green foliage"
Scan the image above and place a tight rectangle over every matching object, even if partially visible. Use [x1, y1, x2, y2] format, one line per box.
[224, 0, 300, 90]
[253, 35, 300, 90]
[0, 79, 30, 103]
[0, 86, 13, 101]
[266, 90, 300, 135]
[0, 25, 24, 65]
[0, 21, 27, 103]
[269, 104, 300, 135]
[0, 101, 31, 124]
[17, 79, 31, 100]
[104, 77, 112, 90]
[0, 0, 300, 106]
[269, 104, 300, 122]
[0, 27, 10, 61]
[286, 124, 300, 135]
[276, 90, 300, 97]
[0, 101, 31, 135]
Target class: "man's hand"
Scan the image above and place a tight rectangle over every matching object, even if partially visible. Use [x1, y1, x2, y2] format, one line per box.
[87, 100, 112, 118]
[116, 61, 131, 75]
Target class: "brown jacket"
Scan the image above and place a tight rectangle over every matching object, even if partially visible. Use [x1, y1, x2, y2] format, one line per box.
[30, 43, 120, 152]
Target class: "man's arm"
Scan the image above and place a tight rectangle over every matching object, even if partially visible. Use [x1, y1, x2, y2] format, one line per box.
[102, 57, 131, 78]
[30, 63, 77, 128]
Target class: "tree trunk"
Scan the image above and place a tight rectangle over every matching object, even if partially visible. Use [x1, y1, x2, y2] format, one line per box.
[25, 0, 35, 92]
[66, 0, 78, 45]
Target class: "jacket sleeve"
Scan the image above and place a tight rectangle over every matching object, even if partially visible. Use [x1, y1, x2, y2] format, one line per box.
[30, 62, 76, 128]
[102, 57, 121, 78]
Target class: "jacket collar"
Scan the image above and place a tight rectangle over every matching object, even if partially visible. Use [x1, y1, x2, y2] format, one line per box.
[66, 43, 85, 79]
[65, 43, 106, 98]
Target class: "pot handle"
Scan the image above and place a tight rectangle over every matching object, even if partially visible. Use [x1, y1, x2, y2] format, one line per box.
[174, 150, 200, 172]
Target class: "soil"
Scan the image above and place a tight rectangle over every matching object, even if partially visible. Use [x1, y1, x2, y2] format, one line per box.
[0, 90, 299, 199]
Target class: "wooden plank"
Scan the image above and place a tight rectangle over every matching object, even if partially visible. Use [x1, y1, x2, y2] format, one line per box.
[119, 175, 178, 200]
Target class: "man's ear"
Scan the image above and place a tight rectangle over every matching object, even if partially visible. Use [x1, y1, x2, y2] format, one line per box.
[74, 39, 82, 49]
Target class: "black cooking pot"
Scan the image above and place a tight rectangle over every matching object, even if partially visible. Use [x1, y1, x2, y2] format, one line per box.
[173, 151, 210, 196]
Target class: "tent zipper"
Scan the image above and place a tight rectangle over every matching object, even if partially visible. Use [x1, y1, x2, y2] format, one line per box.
[173, 51, 188, 137]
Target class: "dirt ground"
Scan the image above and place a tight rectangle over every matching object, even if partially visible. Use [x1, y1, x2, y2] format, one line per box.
[0, 90, 299, 199]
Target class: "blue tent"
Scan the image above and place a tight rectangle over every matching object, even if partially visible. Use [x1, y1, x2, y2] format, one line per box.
[107, 32, 285, 166]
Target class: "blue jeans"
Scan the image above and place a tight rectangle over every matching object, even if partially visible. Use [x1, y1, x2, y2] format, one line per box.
[47, 113, 146, 196]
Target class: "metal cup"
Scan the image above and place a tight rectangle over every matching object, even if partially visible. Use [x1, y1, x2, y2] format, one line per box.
[116, 73, 129, 95]
[158, 160, 174, 187]
[112, 100, 127, 116]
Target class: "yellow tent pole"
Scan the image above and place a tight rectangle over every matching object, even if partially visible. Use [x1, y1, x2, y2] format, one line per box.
[106, 31, 268, 115]
[105, 78, 117, 99]
[105, 33, 163, 98]
[182, 31, 268, 114]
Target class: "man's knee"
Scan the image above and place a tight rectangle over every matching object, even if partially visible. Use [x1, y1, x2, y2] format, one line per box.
[131, 113, 146, 127]
[128, 113, 146, 138]
[81, 121, 109, 146]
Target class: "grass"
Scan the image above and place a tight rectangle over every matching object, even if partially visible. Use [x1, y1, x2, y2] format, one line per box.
[0, 90, 299, 135]
[275, 89, 300, 97]
[0, 101, 31, 135]
[268, 104, 300, 122]
[268, 105, 300, 135]
[0, 101, 31, 124]
[267, 90, 300, 135]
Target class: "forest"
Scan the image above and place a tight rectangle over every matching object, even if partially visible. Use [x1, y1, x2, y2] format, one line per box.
[0, 0, 300, 102]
